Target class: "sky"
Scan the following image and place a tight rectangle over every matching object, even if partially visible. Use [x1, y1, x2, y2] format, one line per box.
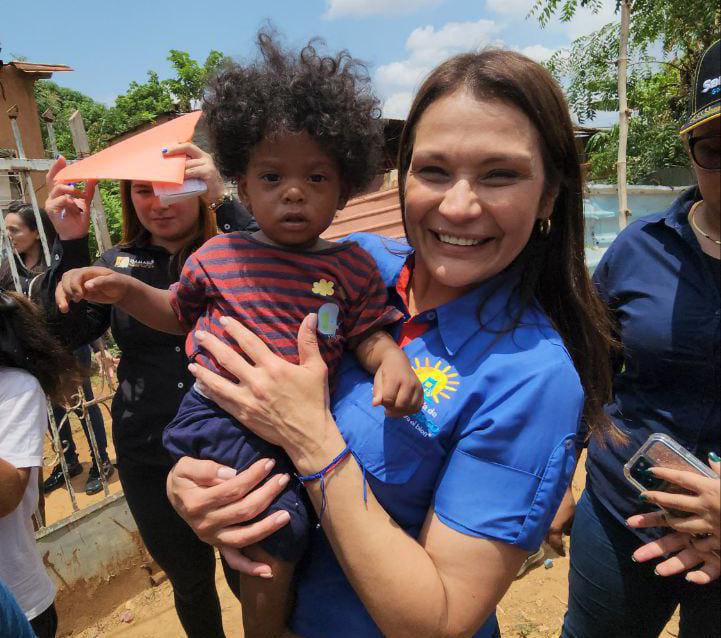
[2, 0, 620, 122]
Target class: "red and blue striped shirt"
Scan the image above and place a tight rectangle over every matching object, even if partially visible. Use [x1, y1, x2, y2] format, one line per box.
[169, 232, 402, 383]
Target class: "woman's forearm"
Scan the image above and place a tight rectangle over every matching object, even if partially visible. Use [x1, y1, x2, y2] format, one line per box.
[291, 435, 490, 638]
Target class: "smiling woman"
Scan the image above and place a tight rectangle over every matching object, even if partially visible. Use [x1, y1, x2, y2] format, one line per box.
[166, 48, 619, 638]
[402, 93, 553, 304]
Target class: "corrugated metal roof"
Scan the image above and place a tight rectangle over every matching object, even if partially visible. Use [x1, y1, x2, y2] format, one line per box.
[322, 187, 404, 240]
[8, 62, 73, 74]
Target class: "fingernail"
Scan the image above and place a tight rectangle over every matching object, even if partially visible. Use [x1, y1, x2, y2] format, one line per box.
[188, 363, 197, 374]
[275, 510, 290, 524]
[639, 494, 649, 502]
[641, 468, 655, 475]
[259, 571, 273, 579]
[195, 330, 207, 340]
[161, 147, 168, 154]
[216, 466, 237, 480]
[278, 474, 290, 487]
[219, 316, 228, 325]
[264, 459, 276, 472]
[654, 568, 660, 576]
[709, 452, 720, 462]
[631, 555, 638, 562]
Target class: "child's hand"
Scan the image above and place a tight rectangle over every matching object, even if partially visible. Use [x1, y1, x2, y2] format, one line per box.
[56, 267, 134, 312]
[372, 350, 424, 417]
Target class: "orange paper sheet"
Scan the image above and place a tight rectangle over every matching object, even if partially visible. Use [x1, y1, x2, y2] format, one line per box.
[56, 111, 202, 184]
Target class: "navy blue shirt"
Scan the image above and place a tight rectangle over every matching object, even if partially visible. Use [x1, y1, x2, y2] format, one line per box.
[586, 188, 721, 540]
[291, 233, 584, 638]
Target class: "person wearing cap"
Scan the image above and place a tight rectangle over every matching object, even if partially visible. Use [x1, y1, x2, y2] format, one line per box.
[558, 39, 720, 638]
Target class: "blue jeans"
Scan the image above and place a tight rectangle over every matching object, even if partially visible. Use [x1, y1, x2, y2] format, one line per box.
[562, 490, 720, 638]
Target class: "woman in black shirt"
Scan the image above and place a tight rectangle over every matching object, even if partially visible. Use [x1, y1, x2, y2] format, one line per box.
[40, 145, 257, 638]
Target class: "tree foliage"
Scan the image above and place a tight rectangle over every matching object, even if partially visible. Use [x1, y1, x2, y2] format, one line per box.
[532, 0, 720, 182]
[583, 66, 689, 181]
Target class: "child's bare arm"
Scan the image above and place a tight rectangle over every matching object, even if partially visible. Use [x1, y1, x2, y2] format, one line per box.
[57, 266, 183, 334]
[118, 278, 184, 334]
[354, 330, 424, 417]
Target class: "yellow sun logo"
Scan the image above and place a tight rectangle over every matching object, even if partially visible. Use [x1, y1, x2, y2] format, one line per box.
[312, 279, 335, 296]
[412, 357, 460, 404]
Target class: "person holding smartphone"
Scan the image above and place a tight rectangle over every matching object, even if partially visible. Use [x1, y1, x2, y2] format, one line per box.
[555, 39, 721, 638]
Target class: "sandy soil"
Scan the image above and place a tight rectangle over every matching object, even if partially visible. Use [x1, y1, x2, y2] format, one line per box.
[52, 436, 679, 638]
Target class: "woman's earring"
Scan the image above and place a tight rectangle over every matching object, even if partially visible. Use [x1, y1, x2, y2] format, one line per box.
[538, 217, 552, 237]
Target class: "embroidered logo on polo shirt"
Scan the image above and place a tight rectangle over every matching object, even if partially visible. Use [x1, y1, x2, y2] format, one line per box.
[412, 357, 460, 404]
[114, 255, 155, 269]
[402, 409, 441, 438]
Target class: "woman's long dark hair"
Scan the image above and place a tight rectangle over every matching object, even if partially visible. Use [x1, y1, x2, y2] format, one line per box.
[398, 50, 618, 441]
[0, 289, 82, 405]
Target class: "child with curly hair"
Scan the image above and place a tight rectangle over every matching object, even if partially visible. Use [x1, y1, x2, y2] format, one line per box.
[55, 29, 423, 636]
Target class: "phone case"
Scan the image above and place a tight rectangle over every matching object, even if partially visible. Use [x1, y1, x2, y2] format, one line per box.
[624, 433, 718, 496]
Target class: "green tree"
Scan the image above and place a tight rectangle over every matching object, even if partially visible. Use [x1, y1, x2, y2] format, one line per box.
[106, 70, 175, 134]
[33, 81, 112, 156]
[582, 66, 689, 181]
[164, 49, 226, 112]
[532, 0, 720, 182]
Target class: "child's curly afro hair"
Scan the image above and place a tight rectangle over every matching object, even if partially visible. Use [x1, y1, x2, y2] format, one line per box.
[203, 27, 384, 197]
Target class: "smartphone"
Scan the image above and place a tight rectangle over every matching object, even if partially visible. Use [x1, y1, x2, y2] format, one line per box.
[624, 433, 718, 517]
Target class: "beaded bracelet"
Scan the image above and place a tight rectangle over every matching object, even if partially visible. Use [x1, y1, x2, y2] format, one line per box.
[297, 445, 357, 525]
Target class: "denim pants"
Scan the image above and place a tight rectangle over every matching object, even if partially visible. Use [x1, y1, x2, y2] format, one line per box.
[562, 490, 720, 638]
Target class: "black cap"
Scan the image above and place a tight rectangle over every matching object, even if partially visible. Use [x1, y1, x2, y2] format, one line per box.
[680, 39, 720, 135]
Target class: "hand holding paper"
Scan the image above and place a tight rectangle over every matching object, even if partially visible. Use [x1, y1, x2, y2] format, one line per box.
[44, 156, 96, 241]
[163, 142, 226, 203]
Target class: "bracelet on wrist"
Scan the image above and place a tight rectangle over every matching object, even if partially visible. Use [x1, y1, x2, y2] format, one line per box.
[297, 445, 355, 525]
[208, 191, 234, 212]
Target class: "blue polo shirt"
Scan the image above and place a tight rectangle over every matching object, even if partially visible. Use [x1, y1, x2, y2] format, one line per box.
[585, 187, 721, 541]
[291, 233, 584, 638]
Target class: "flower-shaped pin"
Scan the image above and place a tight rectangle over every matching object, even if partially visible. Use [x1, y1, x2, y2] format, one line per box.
[312, 279, 335, 296]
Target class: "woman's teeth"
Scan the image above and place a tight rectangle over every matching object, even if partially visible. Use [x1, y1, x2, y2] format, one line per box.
[438, 233, 482, 246]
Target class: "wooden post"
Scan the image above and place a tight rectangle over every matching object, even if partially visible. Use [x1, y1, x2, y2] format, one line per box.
[68, 110, 112, 253]
[7, 105, 53, 264]
[616, 0, 631, 231]
[42, 109, 59, 158]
